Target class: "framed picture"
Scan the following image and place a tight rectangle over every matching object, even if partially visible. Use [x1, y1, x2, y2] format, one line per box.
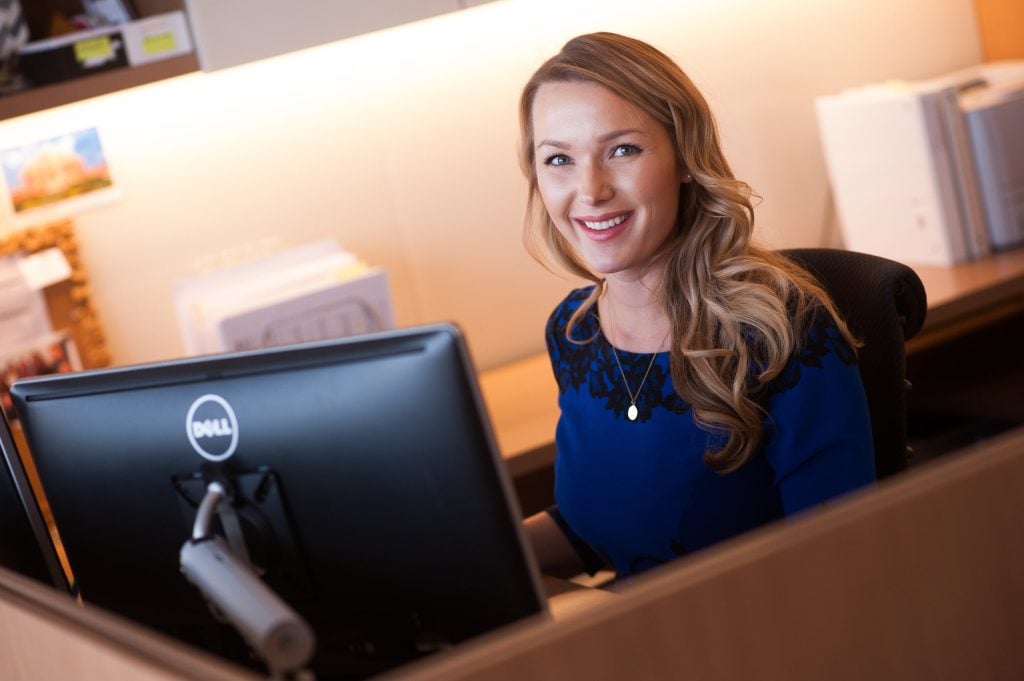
[0, 127, 116, 221]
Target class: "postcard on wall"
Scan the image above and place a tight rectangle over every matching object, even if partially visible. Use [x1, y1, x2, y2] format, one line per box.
[0, 127, 119, 225]
[0, 331, 82, 422]
[0, 253, 53, 349]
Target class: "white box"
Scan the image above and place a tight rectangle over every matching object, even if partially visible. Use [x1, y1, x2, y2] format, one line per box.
[216, 267, 393, 353]
[816, 82, 985, 265]
[122, 11, 193, 66]
[174, 240, 393, 356]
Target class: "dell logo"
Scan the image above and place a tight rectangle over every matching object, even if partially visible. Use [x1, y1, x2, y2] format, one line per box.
[191, 418, 233, 439]
[186, 394, 239, 461]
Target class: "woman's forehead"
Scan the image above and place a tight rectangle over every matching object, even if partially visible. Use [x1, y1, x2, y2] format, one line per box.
[531, 81, 659, 141]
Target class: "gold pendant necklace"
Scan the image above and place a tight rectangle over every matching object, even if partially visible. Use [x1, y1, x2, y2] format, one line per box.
[604, 288, 670, 422]
[610, 338, 666, 421]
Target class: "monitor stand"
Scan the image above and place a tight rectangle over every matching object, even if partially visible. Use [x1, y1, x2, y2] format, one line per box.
[180, 480, 315, 679]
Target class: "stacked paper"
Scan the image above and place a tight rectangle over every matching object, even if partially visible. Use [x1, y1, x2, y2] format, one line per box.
[174, 240, 394, 356]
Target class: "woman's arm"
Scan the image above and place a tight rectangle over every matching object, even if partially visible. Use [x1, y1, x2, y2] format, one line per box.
[523, 510, 589, 579]
[764, 316, 876, 515]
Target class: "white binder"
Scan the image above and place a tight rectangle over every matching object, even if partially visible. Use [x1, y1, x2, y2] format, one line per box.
[815, 62, 1024, 265]
[962, 82, 1024, 250]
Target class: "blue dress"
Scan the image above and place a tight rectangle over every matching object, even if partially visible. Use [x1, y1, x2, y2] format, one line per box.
[546, 287, 876, 577]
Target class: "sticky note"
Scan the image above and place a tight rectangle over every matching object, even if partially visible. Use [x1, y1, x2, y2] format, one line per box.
[142, 32, 177, 56]
[74, 36, 114, 63]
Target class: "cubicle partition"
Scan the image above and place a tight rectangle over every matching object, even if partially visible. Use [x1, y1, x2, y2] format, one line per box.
[1, 426, 1022, 680]
[384, 426, 1024, 681]
[0, 565, 257, 681]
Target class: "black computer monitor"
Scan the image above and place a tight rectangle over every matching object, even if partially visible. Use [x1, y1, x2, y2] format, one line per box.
[11, 324, 546, 679]
[0, 413, 68, 590]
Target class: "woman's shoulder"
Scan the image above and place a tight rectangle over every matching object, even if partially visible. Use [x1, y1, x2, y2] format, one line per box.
[765, 298, 858, 398]
[547, 285, 597, 327]
[545, 285, 601, 351]
[794, 297, 857, 365]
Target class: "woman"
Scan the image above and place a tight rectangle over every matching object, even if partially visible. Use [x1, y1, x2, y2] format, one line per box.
[519, 33, 875, 580]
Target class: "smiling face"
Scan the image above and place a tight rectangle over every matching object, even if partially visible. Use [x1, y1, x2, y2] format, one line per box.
[531, 80, 686, 281]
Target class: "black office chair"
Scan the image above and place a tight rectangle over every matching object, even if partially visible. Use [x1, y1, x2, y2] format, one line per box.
[782, 248, 927, 479]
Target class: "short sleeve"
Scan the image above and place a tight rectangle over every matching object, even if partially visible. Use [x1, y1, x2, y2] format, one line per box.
[761, 312, 876, 516]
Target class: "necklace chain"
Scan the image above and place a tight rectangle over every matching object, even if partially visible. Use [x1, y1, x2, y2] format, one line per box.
[604, 289, 670, 422]
[610, 341, 665, 421]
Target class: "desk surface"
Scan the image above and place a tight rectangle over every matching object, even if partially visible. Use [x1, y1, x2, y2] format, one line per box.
[479, 248, 1024, 473]
[908, 246, 1024, 351]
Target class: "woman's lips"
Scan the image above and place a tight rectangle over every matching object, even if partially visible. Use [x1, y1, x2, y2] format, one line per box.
[574, 211, 633, 241]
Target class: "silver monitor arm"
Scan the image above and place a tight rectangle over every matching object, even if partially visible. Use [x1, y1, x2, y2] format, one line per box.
[180, 481, 316, 678]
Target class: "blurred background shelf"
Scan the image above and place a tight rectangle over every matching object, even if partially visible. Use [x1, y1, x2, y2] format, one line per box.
[0, 0, 195, 122]
[0, 52, 196, 120]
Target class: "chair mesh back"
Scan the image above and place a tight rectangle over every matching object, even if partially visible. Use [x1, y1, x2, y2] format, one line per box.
[782, 249, 927, 478]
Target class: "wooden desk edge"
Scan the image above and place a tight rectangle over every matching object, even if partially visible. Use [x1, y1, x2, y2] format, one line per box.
[910, 248, 1024, 349]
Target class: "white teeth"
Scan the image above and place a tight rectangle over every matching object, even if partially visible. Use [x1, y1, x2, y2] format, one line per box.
[582, 214, 628, 230]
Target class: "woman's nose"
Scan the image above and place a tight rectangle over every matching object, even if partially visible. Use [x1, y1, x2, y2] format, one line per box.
[577, 163, 613, 204]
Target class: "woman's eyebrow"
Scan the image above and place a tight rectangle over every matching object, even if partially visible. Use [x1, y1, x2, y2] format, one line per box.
[597, 128, 643, 142]
[537, 128, 645, 149]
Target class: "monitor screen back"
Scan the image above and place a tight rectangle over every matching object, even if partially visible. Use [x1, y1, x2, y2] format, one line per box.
[0, 413, 67, 590]
[11, 324, 545, 679]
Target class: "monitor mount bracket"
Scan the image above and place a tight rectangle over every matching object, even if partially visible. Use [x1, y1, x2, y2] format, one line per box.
[180, 480, 316, 679]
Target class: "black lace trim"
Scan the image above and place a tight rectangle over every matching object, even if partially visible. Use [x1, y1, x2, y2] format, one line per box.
[765, 305, 857, 396]
[546, 289, 689, 423]
[546, 287, 856, 422]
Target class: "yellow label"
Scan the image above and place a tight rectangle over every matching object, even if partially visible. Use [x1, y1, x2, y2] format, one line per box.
[142, 32, 177, 56]
[333, 262, 369, 281]
[74, 36, 114, 63]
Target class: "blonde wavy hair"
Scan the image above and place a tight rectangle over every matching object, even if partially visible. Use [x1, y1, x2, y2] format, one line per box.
[519, 32, 858, 473]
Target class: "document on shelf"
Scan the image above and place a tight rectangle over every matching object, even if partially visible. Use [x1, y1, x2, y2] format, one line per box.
[174, 239, 394, 355]
[0, 254, 53, 350]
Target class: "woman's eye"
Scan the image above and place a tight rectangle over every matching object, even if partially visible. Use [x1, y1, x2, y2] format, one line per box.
[544, 154, 571, 167]
[612, 144, 641, 157]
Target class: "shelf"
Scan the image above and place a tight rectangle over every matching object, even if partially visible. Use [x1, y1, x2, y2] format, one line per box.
[0, 52, 197, 122]
[0, 0, 194, 122]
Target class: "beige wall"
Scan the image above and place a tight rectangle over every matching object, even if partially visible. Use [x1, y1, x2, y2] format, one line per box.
[0, 0, 982, 371]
